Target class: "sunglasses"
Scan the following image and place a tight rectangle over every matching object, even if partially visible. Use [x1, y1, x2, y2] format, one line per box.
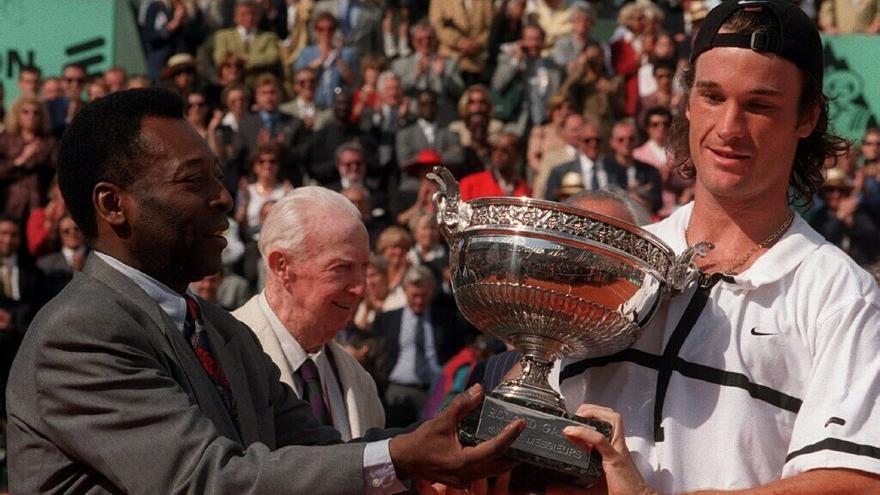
[582, 137, 601, 145]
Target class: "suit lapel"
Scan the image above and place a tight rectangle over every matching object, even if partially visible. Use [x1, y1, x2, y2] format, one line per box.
[203, 315, 250, 444]
[83, 255, 242, 443]
[327, 342, 362, 437]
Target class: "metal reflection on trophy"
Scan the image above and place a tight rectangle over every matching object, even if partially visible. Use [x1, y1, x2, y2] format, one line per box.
[427, 167, 708, 487]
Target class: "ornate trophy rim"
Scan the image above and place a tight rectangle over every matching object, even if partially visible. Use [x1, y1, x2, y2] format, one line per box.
[465, 195, 675, 261]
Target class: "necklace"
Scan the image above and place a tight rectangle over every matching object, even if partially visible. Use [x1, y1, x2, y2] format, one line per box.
[686, 211, 794, 275]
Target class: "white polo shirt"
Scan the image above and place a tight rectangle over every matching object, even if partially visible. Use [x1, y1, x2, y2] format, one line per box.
[559, 202, 880, 492]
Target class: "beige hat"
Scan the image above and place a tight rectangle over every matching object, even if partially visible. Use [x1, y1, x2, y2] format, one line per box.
[556, 171, 585, 199]
[163, 53, 197, 78]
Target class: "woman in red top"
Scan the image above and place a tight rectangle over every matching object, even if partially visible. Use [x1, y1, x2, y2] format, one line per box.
[460, 131, 532, 201]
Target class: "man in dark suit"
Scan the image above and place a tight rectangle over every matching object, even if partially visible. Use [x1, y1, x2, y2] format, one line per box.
[0, 216, 45, 418]
[604, 119, 664, 215]
[6, 88, 523, 493]
[234, 73, 308, 185]
[373, 265, 469, 427]
[545, 118, 621, 202]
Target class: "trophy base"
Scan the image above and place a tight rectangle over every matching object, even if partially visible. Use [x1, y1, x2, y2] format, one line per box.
[459, 393, 612, 490]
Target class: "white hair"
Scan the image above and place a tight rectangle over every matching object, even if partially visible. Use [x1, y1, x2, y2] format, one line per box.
[377, 70, 399, 91]
[258, 186, 362, 259]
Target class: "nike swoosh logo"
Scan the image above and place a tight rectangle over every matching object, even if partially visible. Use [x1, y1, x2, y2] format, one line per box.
[749, 328, 776, 336]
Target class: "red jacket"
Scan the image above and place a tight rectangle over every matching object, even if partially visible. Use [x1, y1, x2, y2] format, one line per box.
[459, 171, 532, 201]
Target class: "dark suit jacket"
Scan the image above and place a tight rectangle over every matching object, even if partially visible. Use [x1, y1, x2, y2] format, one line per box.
[372, 306, 467, 392]
[544, 157, 626, 202]
[234, 111, 308, 185]
[0, 260, 45, 416]
[6, 254, 372, 494]
[605, 157, 664, 214]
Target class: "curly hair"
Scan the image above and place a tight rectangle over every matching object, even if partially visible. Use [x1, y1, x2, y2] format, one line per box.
[667, 9, 849, 205]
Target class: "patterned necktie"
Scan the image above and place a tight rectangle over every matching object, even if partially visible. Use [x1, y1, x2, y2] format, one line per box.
[298, 358, 333, 426]
[183, 295, 238, 423]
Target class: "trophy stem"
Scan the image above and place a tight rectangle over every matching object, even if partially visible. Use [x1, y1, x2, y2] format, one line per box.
[495, 353, 566, 412]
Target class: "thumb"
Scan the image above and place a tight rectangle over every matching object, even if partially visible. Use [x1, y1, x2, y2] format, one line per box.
[441, 384, 484, 425]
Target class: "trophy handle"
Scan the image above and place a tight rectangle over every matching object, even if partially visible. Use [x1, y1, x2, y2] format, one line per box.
[427, 166, 472, 241]
[668, 241, 713, 294]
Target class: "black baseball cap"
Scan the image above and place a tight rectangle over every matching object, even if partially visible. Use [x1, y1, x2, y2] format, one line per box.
[690, 0, 824, 86]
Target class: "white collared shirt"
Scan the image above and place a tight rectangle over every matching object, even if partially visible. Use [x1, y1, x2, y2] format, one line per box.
[61, 246, 86, 268]
[237, 25, 254, 46]
[578, 153, 608, 189]
[95, 251, 190, 333]
[417, 118, 436, 145]
[257, 292, 352, 440]
[1, 255, 20, 301]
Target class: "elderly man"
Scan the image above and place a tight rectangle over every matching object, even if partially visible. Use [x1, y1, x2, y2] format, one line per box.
[233, 188, 385, 439]
[5, 88, 523, 493]
[554, 1, 880, 493]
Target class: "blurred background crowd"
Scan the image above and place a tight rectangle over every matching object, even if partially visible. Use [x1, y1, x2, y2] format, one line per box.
[1, 0, 879, 488]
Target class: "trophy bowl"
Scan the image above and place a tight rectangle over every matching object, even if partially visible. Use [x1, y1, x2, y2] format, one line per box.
[427, 167, 707, 488]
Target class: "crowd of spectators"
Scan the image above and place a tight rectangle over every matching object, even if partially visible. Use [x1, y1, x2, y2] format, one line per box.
[1, 0, 880, 485]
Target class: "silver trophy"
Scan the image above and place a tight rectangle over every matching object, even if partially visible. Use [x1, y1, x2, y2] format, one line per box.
[427, 167, 708, 487]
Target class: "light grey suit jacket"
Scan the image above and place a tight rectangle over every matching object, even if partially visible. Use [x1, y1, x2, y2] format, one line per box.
[6, 254, 369, 494]
[232, 294, 385, 439]
[391, 54, 464, 125]
[395, 121, 465, 171]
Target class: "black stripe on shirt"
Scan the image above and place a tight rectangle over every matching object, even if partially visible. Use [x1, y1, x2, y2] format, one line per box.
[786, 438, 880, 463]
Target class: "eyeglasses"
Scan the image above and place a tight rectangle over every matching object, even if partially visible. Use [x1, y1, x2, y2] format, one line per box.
[614, 136, 637, 142]
[582, 137, 601, 145]
[648, 120, 671, 128]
